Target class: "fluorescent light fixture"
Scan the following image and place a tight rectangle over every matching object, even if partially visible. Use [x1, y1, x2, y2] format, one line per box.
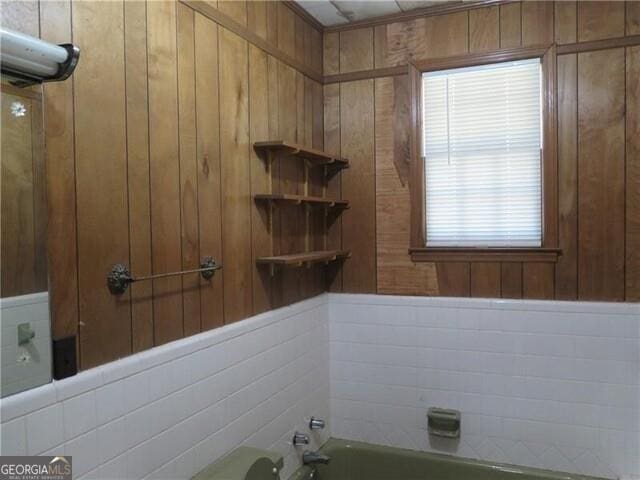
[1, 28, 80, 87]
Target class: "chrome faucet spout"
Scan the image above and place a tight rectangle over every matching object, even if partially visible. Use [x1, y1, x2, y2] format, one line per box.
[302, 451, 331, 465]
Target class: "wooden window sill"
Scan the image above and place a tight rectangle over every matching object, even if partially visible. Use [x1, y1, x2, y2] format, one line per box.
[409, 247, 561, 263]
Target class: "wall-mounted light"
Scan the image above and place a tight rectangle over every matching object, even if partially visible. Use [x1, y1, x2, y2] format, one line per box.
[1, 28, 80, 87]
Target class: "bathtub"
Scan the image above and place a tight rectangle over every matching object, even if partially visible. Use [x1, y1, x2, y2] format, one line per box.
[289, 439, 605, 480]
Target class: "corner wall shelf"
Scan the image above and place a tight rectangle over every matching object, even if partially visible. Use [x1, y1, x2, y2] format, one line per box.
[254, 193, 349, 210]
[254, 140, 349, 176]
[257, 250, 351, 276]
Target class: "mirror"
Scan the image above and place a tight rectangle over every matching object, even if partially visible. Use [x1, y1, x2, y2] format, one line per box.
[1, 82, 51, 397]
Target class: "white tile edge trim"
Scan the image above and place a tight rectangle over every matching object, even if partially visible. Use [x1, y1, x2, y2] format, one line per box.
[0, 294, 329, 422]
[329, 293, 640, 315]
[0, 291, 49, 309]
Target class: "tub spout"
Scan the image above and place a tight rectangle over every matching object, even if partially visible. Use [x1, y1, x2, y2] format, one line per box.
[302, 451, 331, 465]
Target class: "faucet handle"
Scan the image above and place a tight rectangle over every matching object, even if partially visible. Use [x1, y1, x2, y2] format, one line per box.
[309, 417, 325, 430]
[293, 431, 310, 446]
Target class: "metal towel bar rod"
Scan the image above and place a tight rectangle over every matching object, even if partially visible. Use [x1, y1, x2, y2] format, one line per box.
[107, 256, 221, 295]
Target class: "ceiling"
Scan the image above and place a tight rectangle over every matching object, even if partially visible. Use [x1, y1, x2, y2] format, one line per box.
[296, 1, 458, 27]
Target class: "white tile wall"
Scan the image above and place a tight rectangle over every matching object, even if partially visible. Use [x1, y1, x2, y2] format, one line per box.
[0, 295, 330, 480]
[1, 292, 52, 397]
[329, 294, 640, 479]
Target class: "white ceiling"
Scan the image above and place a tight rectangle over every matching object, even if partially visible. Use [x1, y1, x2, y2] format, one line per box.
[296, 0, 457, 26]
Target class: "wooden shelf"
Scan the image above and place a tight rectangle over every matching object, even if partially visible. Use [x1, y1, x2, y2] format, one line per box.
[257, 249, 350, 270]
[253, 140, 349, 173]
[254, 193, 349, 209]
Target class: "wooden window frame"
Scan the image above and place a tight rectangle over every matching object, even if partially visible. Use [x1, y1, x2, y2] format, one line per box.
[409, 45, 561, 263]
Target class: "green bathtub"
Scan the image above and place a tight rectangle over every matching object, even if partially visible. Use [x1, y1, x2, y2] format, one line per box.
[289, 439, 606, 480]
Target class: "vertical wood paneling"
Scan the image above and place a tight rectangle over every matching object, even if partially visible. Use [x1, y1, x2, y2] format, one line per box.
[341, 80, 376, 293]
[249, 44, 273, 314]
[124, 0, 153, 352]
[522, 1, 553, 46]
[311, 28, 323, 74]
[147, 0, 184, 345]
[217, 0, 247, 27]
[577, 1, 625, 42]
[339, 28, 374, 73]
[324, 83, 343, 291]
[578, 49, 625, 301]
[219, 28, 252, 322]
[266, 1, 278, 46]
[628, 1, 640, 35]
[177, 3, 201, 336]
[194, 14, 223, 331]
[523, 263, 555, 299]
[73, 0, 131, 367]
[626, 46, 640, 301]
[39, 0, 79, 342]
[277, 2, 295, 58]
[501, 263, 523, 299]
[247, 0, 267, 40]
[469, 6, 499, 53]
[436, 263, 470, 297]
[556, 54, 578, 300]
[555, 1, 577, 44]
[499, 2, 521, 48]
[424, 12, 468, 58]
[470, 263, 501, 298]
[324, 32, 340, 75]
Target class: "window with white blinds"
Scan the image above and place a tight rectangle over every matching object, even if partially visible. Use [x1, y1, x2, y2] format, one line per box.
[422, 58, 543, 247]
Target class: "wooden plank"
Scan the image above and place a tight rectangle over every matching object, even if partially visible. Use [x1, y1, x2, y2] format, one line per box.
[177, 3, 201, 336]
[247, 0, 267, 40]
[436, 263, 470, 297]
[311, 27, 323, 74]
[499, 2, 521, 48]
[72, 0, 131, 368]
[194, 14, 224, 329]
[424, 12, 468, 59]
[219, 28, 251, 323]
[148, 0, 184, 345]
[469, 6, 499, 53]
[555, 1, 577, 45]
[249, 44, 273, 314]
[470, 263, 501, 298]
[501, 263, 523, 299]
[374, 21, 411, 68]
[522, 1, 553, 46]
[626, 46, 640, 301]
[40, 0, 79, 343]
[340, 80, 376, 293]
[324, 83, 343, 292]
[556, 54, 578, 300]
[339, 28, 374, 73]
[375, 76, 438, 296]
[257, 250, 350, 265]
[124, 0, 153, 352]
[294, 14, 306, 65]
[628, 1, 640, 35]
[542, 46, 558, 249]
[577, 1, 625, 42]
[278, 62, 302, 305]
[266, 0, 278, 46]
[324, 32, 340, 75]
[217, 0, 247, 27]
[577, 48, 625, 301]
[523, 263, 555, 299]
[277, 2, 295, 58]
[31, 94, 47, 293]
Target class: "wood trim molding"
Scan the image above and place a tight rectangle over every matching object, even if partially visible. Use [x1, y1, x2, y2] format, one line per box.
[282, 1, 324, 32]
[409, 248, 562, 263]
[414, 45, 552, 73]
[557, 35, 640, 55]
[324, 65, 408, 84]
[181, 0, 323, 83]
[324, 0, 511, 33]
[1, 82, 43, 100]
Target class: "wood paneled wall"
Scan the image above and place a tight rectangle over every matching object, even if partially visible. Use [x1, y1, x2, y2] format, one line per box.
[3, 0, 325, 369]
[324, 1, 640, 302]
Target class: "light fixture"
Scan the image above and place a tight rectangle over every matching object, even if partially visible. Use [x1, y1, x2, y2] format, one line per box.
[1, 28, 80, 87]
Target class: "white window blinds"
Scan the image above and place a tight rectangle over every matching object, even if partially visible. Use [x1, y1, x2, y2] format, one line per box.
[422, 58, 543, 247]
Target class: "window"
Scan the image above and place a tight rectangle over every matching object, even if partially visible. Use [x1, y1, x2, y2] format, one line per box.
[422, 58, 542, 248]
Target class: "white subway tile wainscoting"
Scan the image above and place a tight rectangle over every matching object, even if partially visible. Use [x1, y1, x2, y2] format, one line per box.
[1, 293, 638, 479]
[0, 296, 330, 480]
[329, 294, 640, 479]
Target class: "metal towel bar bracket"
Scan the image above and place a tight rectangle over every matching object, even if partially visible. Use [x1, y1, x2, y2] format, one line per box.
[107, 256, 222, 295]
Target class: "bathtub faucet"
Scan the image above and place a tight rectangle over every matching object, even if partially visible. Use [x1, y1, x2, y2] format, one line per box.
[302, 450, 331, 465]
